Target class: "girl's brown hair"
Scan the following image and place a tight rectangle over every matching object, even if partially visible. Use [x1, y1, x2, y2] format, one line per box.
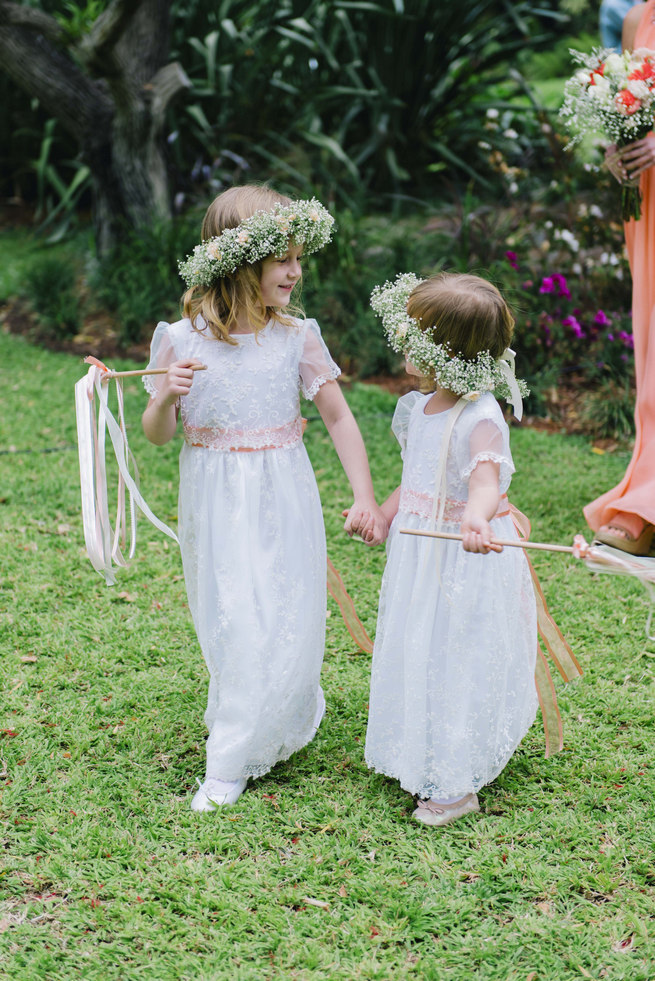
[183, 185, 301, 343]
[407, 272, 514, 377]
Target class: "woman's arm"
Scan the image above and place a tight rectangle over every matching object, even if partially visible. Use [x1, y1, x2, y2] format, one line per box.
[622, 2, 645, 50]
[604, 4, 652, 183]
[142, 360, 200, 445]
[460, 460, 502, 554]
[313, 380, 388, 544]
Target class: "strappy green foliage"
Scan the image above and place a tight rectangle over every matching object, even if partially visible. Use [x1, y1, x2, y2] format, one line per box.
[1, 0, 570, 226]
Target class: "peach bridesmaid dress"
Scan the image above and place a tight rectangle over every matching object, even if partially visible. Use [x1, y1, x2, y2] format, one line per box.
[584, 0, 655, 544]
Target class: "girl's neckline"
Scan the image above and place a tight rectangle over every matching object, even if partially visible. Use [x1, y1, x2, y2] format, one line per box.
[422, 392, 462, 417]
[229, 318, 273, 339]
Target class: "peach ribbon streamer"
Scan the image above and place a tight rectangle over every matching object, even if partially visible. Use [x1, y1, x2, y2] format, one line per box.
[509, 504, 582, 758]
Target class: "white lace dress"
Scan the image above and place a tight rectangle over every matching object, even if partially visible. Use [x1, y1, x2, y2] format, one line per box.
[144, 315, 340, 781]
[365, 391, 538, 799]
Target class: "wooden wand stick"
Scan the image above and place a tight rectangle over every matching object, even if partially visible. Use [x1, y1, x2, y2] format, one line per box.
[398, 528, 575, 554]
[101, 365, 207, 380]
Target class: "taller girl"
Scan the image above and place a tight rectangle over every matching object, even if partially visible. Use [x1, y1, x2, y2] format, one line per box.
[142, 185, 386, 811]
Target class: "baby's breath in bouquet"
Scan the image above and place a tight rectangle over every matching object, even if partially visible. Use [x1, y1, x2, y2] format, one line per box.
[560, 47, 655, 221]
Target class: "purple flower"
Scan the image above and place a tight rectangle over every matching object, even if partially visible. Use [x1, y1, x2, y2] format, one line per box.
[594, 309, 611, 327]
[619, 330, 634, 349]
[553, 274, 572, 300]
[562, 315, 585, 338]
[505, 250, 519, 269]
[607, 333, 614, 341]
[539, 273, 571, 300]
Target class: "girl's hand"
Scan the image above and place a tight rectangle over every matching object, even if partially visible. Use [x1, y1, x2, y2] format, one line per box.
[461, 513, 502, 554]
[160, 360, 203, 406]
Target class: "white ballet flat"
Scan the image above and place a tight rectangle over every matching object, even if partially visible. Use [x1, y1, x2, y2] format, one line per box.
[190, 777, 248, 812]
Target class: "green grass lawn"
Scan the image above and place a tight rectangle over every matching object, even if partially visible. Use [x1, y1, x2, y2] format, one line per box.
[1, 330, 654, 980]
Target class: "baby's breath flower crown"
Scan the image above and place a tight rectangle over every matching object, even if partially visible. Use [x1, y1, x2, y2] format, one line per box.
[370, 272, 529, 405]
[179, 198, 335, 288]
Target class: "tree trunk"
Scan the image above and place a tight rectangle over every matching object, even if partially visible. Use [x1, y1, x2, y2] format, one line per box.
[0, 0, 189, 253]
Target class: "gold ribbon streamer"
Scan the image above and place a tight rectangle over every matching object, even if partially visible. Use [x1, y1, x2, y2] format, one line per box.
[326, 557, 374, 654]
[510, 504, 582, 757]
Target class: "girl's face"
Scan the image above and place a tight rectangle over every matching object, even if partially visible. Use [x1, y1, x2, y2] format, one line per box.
[404, 358, 423, 377]
[260, 244, 303, 307]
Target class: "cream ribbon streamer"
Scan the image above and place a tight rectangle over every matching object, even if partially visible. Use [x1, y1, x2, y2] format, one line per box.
[75, 364, 178, 585]
[497, 347, 523, 421]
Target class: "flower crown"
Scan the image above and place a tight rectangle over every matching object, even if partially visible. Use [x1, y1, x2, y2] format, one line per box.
[178, 198, 335, 288]
[370, 272, 529, 416]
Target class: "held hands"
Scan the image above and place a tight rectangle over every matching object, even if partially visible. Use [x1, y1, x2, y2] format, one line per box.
[342, 503, 389, 546]
[605, 136, 655, 185]
[460, 511, 502, 555]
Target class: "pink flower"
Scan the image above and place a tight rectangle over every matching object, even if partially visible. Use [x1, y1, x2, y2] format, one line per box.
[629, 62, 655, 81]
[615, 90, 640, 115]
[594, 309, 611, 327]
[505, 250, 519, 269]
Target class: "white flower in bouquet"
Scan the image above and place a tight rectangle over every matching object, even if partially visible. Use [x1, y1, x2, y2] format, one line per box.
[560, 47, 655, 219]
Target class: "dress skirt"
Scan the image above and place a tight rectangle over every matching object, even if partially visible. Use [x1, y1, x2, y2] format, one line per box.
[178, 440, 327, 781]
[365, 511, 538, 800]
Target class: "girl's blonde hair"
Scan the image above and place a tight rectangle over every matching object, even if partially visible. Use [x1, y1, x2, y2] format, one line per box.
[183, 185, 301, 343]
[407, 273, 514, 381]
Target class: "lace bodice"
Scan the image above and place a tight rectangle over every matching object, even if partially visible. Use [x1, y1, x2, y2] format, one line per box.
[393, 391, 514, 520]
[143, 316, 340, 449]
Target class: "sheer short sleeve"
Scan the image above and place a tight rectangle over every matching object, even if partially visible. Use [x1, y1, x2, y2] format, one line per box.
[142, 322, 178, 400]
[454, 395, 515, 493]
[299, 319, 341, 400]
[391, 391, 423, 458]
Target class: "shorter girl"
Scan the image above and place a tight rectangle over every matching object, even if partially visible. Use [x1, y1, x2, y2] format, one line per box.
[363, 272, 537, 826]
[142, 185, 387, 811]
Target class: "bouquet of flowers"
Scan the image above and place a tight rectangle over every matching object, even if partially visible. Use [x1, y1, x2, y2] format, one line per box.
[560, 47, 655, 220]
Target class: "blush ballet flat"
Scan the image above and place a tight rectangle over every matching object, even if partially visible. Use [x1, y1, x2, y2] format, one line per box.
[412, 793, 479, 827]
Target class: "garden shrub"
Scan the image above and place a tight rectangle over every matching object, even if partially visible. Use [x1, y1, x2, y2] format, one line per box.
[22, 253, 81, 338]
[89, 219, 199, 345]
[578, 377, 636, 440]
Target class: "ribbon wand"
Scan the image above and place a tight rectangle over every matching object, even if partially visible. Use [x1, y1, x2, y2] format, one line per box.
[82, 356, 207, 380]
[100, 365, 207, 380]
[76, 355, 208, 585]
[399, 528, 574, 554]
[400, 527, 655, 638]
